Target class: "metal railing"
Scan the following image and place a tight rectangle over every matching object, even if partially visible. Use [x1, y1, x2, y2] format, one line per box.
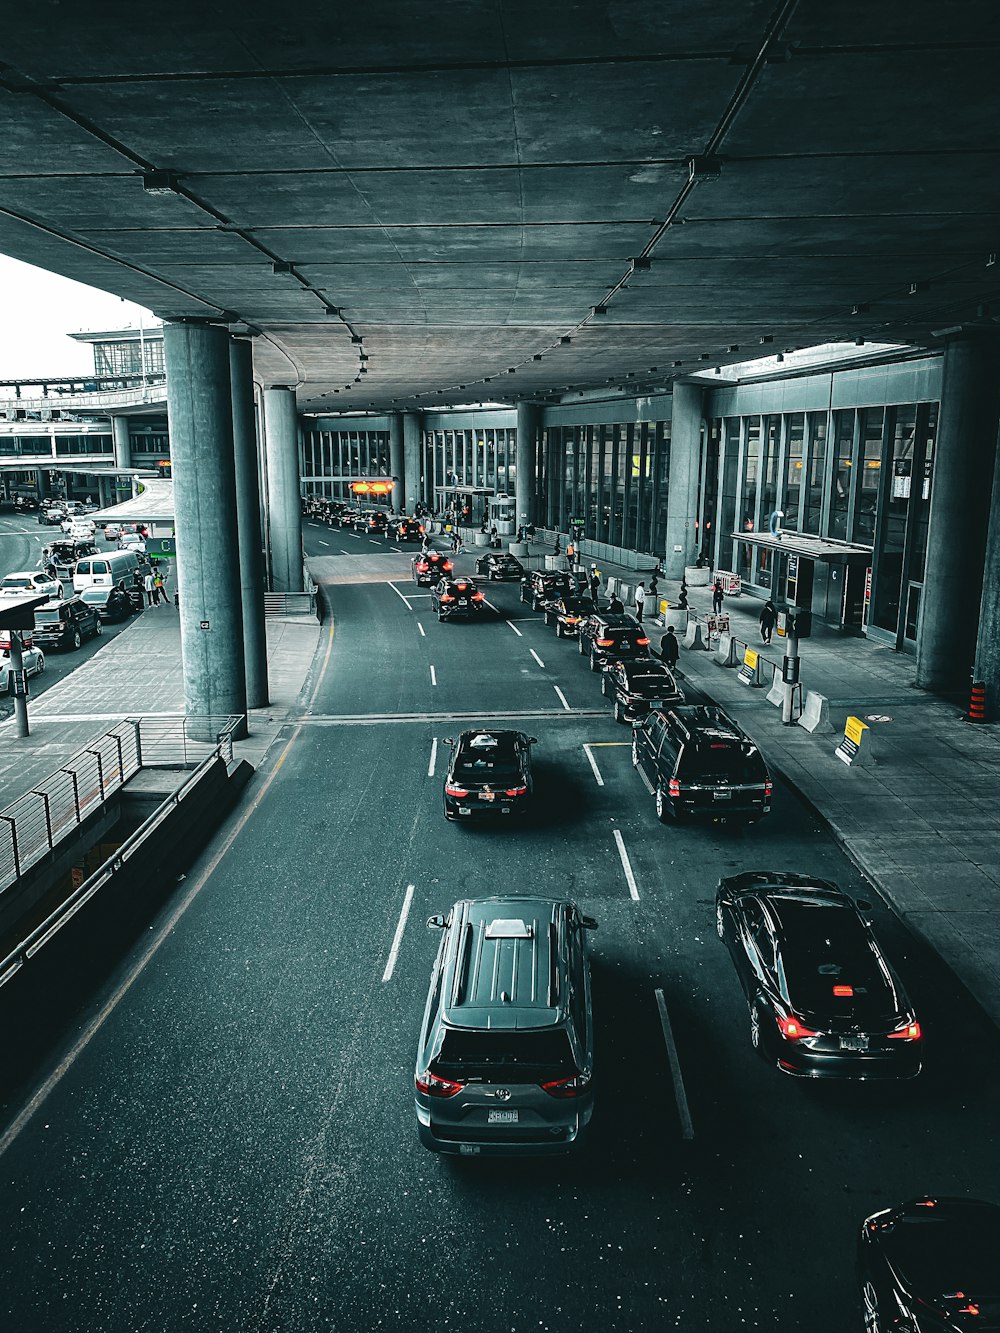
[264, 567, 318, 617]
[0, 715, 242, 895]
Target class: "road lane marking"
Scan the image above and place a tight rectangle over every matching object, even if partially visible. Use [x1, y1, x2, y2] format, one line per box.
[298, 709, 607, 725]
[318, 540, 330, 547]
[390, 546, 402, 552]
[583, 744, 604, 786]
[428, 737, 438, 776]
[554, 686, 571, 711]
[483, 599, 500, 615]
[417, 622, 426, 637]
[430, 664, 437, 686]
[613, 828, 640, 901]
[529, 649, 545, 669]
[505, 620, 523, 637]
[655, 988, 695, 1141]
[339, 548, 351, 554]
[388, 582, 413, 608]
[383, 884, 415, 982]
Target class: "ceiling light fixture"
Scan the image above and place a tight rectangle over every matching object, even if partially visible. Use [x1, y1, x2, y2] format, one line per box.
[728, 344, 739, 353]
[142, 169, 179, 194]
[271, 261, 294, 275]
[988, 253, 997, 268]
[851, 303, 869, 315]
[560, 335, 572, 345]
[686, 155, 722, 181]
[909, 280, 929, 294]
[592, 304, 607, 316]
[630, 257, 651, 272]
[759, 335, 773, 344]
[533, 353, 543, 361]
[351, 335, 363, 345]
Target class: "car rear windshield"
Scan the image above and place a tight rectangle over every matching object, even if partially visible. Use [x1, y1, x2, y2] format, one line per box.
[775, 903, 899, 1018]
[1, 579, 32, 590]
[679, 742, 765, 784]
[884, 1210, 1000, 1300]
[625, 669, 672, 693]
[454, 735, 521, 780]
[435, 1029, 575, 1082]
[35, 609, 64, 624]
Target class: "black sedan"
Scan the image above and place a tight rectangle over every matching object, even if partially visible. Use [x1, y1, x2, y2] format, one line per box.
[474, 551, 524, 581]
[543, 594, 595, 637]
[601, 658, 684, 722]
[411, 550, 454, 586]
[389, 516, 424, 542]
[430, 576, 485, 621]
[715, 872, 922, 1079]
[520, 568, 574, 609]
[442, 729, 537, 821]
[859, 1197, 1000, 1331]
[80, 583, 143, 622]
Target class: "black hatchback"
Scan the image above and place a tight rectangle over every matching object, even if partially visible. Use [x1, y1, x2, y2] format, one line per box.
[442, 730, 537, 820]
[520, 569, 573, 609]
[602, 658, 684, 723]
[411, 550, 454, 586]
[716, 872, 922, 1079]
[431, 576, 485, 621]
[858, 1197, 1000, 1331]
[577, 612, 651, 672]
[543, 594, 594, 638]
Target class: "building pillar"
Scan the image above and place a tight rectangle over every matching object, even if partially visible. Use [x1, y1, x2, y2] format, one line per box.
[545, 429, 559, 529]
[515, 402, 541, 531]
[403, 412, 424, 508]
[263, 387, 304, 593]
[111, 415, 131, 470]
[231, 339, 268, 709]
[389, 413, 405, 513]
[163, 321, 247, 732]
[664, 383, 704, 579]
[917, 332, 1000, 693]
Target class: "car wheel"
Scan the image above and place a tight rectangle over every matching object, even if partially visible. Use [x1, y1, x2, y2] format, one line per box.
[94, 620, 102, 635]
[716, 903, 725, 939]
[577, 635, 587, 655]
[71, 629, 82, 649]
[600, 675, 609, 696]
[613, 699, 624, 723]
[519, 589, 528, 603]
[861, 1282, 885, 1333]
[631, 738, 640, 766]
[555, 621, 564, 638]
[749, 1001, 763, 1053]
[655, 784, 670, 823]
[35, 653, 45, 676]
[589, 651, 600, 673]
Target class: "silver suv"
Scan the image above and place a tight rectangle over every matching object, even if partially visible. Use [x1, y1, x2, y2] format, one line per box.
[415, 895, 598, 1156]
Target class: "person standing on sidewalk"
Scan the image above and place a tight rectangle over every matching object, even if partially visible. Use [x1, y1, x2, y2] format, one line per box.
[712, 579, 724, 615]
[143, 569, 156, 606]
[153, 570, 167, 605]
[660, 625, 680, 671]
[589, 568, 601, 606]
[634, 581, 646, 622]
[759, 598, 777, 644]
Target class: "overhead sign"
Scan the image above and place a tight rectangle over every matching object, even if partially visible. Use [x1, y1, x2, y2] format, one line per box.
[351, 480, 394, 495]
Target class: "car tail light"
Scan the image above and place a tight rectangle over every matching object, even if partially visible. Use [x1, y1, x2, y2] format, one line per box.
[777, 1014, 819, 1040]
[415, 1070, 463, 1097]
[505, 785, 528, 796]
[444, 783, 469, 797]
[540, 1072, 591, 1098]
[418, 525, 425, 533]
[416, 562, 428, 572]
[668, 778, 681, 797]
[596, 638, 614, 648]
[443, 560, 454, 571]
[832, 984, 854, 997]
[472, 592, 484, 601]
[457, 582, 468, 591]
[637, 637, 650, 646]
[764, 780, 773, 795]
[566, 616, 580, 624]
[439, 594, 454, 602]
[958, 1304, 980, 1316]
[888, 1020, 922, 1041]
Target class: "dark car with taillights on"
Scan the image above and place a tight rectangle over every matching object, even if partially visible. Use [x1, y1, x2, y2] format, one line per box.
[543, 593, 595, 638]
[716, 871, 922, 1079]
[431, 576, 485, 621]
[601, 658, 684, 723]
[576, 611, 651, 672]
[442, 729, 537, 820]
[474, 551, 524, 582]
[858, 1196, 1000, 1332]
[389, 516, 424, 542]
[411, 550, 454, 586]
[520, 568, 575, 610]
[632, 704, 771, 824]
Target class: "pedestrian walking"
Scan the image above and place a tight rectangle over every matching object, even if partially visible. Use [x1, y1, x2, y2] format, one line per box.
[660, 625, 680, 671]
[489, 524, 499, 548]
[634, 581, 646, 622]
[153, 571, 166, 604]
[143, 570, 156, 606]
[759, 598, 777, 644]
[712, 579, 724, 615]
[589, 569, 601, 606]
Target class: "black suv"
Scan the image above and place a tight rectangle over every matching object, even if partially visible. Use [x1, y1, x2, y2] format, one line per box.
[442, 729, 537, 820]
[543, 594, 595, 638]
[601, 658, 684, 723]
[632, 704, 772, 824]
[412, 550, 454, 586]
[31, 596, 102, 650]
[431, 576, 485, 621]
[474, 551, 524, 582]
[576, 612, 651, 672]
[389, 516, 424, 542]
[520, 569, 574, 610]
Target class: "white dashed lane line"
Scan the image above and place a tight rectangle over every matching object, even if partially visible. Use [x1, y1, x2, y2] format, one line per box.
[554, 686, 571, 711]
[582, 744, 604, 786]
[613, 828, 640, 902]
[318, 540, 330, 547]
[382, 884, 415, 983]
[417, 622, 426, 637]
[430, 665, 437, 687]
[529, 649, 545, 669]
[505, 620, 523, 637]
[428, 737, 438, 777]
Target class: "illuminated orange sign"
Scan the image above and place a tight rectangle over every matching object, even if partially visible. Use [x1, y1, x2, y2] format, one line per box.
[351, 480, 394, 495]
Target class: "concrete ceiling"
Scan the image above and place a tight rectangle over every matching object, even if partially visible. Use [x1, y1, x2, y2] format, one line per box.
[1, 1, 998, 412]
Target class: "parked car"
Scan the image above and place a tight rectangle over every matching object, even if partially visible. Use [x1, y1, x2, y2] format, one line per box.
[543, 593, 595, 638]
[415, 895, 598, 1155]
[632, 704, 772, 824]
[0, 644, 45, 693]
[0, 570, 62, 600]
[30, 596, 102, 650]
[474, 551, 524, 581]
[388, 516, 424, 542]
[411, 550, 453, 587]
[79, 582, 142, 622]
[520, 568, 575, 609]
[716, 872, 922, 1078]
[858, 1197, 1000, 1332]
[442, 729, 537, 821]
[431, 576, 485, 621]
[576, 611, 651, 672]
[601, 658, 684, 723]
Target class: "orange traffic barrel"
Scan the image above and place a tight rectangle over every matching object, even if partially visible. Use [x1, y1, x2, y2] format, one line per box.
[967, 681, 987, 722]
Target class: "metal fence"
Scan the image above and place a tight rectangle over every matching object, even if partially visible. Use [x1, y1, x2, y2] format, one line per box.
[0, 715, 242, 895]
[264, 566, 318, 618]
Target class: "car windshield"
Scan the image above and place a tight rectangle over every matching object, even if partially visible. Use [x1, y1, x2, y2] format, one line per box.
[680, 742, 764, 784]
[435, 1029, 575, 1082]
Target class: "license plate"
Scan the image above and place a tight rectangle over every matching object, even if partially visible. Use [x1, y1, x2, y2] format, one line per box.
[479, 790, 496, 802]
[459, 1144, 481, 1155]
[648, 699, 663, 708]
[458, 599, 468, 605]
[840, 1035, 869, 1051]
[713, 789, 732, 800]
[487, 1109, 519, 1124]
[458, 806, 471, 815]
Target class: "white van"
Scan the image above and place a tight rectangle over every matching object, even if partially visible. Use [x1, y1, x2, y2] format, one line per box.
[72, 550, 142, 594]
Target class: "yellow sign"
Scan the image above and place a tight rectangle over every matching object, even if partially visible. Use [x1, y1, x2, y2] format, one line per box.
[845, 716, 868, 746]
[743, 648, 758, 669]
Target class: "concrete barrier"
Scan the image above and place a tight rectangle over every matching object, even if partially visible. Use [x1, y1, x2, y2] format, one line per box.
[798, 689, 835, 734]
[714, 632, 738, 667]
[683, 620, 707, 651]
[834, 715, 878, 767]
[685, 565, 711, 587]
[736, 645, 764, 686]
[619, 583, 631, 606]
[765, 665, 784, 708]
[605, 576, 618, 598]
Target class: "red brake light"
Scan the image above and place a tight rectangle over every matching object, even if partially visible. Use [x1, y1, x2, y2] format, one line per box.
[439, 594, 454, 602]
[416, 561, 428, 571]
[566, 616, 579, 624]
[445, 783, 469, 797]
[958, 1305, 980, 1316]
[418, 525, 425, 533]
[764, 780, 773, 795]
[596, 638, 614, 647]
[637, 636, 650, 646]
[777, 1015, 819, 1040]
[415, 1070, 463, 1097]
[443, 559, 453, 571]
[540, 1072, 591, 1099]
[456, 583, 468, 591]
[504, 785, 528, 797]
[832, 984, 854, 997]
[668, 778, 681, 797]
[471, 592, 484, 601]
[888, 1020, 922, 1041]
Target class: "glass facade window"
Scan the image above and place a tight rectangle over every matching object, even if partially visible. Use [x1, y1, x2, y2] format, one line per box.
[93, 338, 165, 377]
[803, 414, 827, 534]
[54, 435, 113, 455]
[783, 414, 804, 531]
[855, 408, 885, 545]
[830, 411, 856, 540]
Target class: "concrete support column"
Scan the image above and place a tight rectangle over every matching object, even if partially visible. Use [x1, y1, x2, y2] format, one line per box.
[545, 428, 559, 529]
[917, 333, 1000, 693]
[111, 415, 132, 470]
[402, 412, 424, 508]
[389, 413, 405, 513]
[163, 321, 247, 730]
[664, 383, 704, 579]
[263, 387, 304, 593]
[230, 339, 268, 709]
[515, 402, 541, 532]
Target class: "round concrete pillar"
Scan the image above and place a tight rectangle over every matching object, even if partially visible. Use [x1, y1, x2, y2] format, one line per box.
[231, 339, 268, 709]
[263, 387, 304, 593]
[917, 333, 1000, 693]
[664, 383, 704, 580]
[163, 321, 247, 731]
[389, 413, 405, 513]
[403, 412, 424, 508]
[111, 415, 131, 471]
[515, 402, 541, 532]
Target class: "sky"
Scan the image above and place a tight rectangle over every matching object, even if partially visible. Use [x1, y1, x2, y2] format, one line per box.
[0, 253, 156, 380]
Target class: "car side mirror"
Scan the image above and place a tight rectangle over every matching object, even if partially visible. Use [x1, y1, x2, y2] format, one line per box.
[426, 914, 447, 930]
[580, 915, 598, 930]
[528, 736, 538, 745]
[443, 737, 454, 747]
[855, 898, 872, 912]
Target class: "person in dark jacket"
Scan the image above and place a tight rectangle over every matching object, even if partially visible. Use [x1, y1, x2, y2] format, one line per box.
[759, 598, 777, 644]
[712, 580, 724, 615]
[660, 625, 680, 670]
[608, 592, 624, 614]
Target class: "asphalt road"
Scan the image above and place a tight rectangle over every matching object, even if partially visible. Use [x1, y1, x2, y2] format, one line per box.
[0, 518, 998, 1332]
